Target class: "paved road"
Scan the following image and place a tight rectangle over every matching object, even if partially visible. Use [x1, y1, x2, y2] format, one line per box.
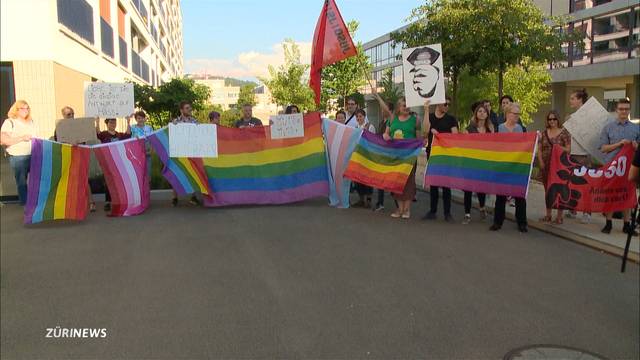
[1, 193, 638, 359]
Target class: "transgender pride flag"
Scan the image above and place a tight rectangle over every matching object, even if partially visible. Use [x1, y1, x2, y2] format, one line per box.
[93, 137, 150, 216]
[322, 119, 362, 208]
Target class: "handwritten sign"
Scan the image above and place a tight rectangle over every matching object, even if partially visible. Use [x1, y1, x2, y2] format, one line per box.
[84, 82, 134, 118]
[168, 123, 218, 158]
[563, 97, 610, 163]
[270, 114, 304, 139]
[55, 117, 98, 144]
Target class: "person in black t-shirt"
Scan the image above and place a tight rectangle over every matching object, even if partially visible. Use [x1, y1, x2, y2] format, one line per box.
[423, 96, 458, 222]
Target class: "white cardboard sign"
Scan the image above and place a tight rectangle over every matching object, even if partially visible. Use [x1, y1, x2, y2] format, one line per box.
[402, 43, 446, 107]
[84, 82, 135, 118]
[270, 113, 304, 139]
[168, 123, 218, 158]
[563, 97, 610, 163]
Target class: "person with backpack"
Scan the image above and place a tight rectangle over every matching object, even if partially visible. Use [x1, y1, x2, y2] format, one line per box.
[0, 100, 38, 205]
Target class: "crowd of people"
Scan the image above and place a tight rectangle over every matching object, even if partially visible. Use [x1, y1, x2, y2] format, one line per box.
[1, 90, 638, 236]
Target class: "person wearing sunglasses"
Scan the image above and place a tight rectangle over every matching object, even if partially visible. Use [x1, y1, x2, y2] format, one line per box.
[423, 96, 458, 222]
[599, 98, 639, 235]
[491, 102, 528, 233]
[0, 100, 38, 205]
[536, 110, 571, 224]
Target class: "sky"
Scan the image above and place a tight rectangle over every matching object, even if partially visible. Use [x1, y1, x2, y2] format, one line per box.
[181, 0, 419, 80]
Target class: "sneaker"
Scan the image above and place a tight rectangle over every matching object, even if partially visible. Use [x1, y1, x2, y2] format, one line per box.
[462, 214, 471, 225]
[623, 223, 639, 236]
[518, 224, 529, 233]
[103, 202, 111, 212]
[489, 224, 501, 231]
[391, 211, 401, 218]
[566, 211, 576, 219]
[444, 214, 454, 223]
[601, 223, 612, 234]
[580, 213, 591, 224]
[189, 195, 201, 206]
[171, 198, 178, 207]
[374, 203, 384, 212]
[401, 212, 411, 219]
[422, 212, 437, 220]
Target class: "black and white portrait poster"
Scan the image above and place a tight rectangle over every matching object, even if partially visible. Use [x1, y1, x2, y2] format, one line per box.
[402, 44, 446, 107]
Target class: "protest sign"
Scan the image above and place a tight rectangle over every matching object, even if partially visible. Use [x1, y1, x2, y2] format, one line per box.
[546, 144, 637, 212]
[270, 113, 305, 139]
[563, 97, 610, 163]
[54, 117, 98, 144]
[168, 123, 218, 158]
[402, 43, 446, 107]
[84, 82, 134, 118]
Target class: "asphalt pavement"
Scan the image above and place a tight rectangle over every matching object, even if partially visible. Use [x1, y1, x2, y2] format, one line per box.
[1, 192, 638, 359]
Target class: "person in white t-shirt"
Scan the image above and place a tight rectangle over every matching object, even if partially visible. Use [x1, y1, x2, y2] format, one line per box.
[0, 100, 37, 205]
[344, 97, 368, 128]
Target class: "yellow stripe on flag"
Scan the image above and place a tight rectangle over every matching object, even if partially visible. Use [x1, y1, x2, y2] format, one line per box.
[204, 137, 324, 168]
[53, 144, 71, 219]
[176, 158, 209, 194]
[430, 146, 533, 164]
[350, 152, 414, 175]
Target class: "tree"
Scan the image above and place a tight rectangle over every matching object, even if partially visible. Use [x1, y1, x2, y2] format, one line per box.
[220, 108, 241, 127]
[378, 68, 403, 107]
[391, 0, 581, 115]
[321, 20, 372, 111]
[193, 103, 224, 124]
[259, 39, 316, 112]
[237, 84, 256, 107]
[133, 78, 210, 128]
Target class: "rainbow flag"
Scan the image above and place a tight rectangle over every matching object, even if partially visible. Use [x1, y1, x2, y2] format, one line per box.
[424, 133, 538, 198]
[322, 119, 362, 208]
[343, 131, 423, 194]
[93, 138, 150, 216]
[147, 128, 211, 196]
[203, 113, 329, 206]
[24, 139, 90, 224]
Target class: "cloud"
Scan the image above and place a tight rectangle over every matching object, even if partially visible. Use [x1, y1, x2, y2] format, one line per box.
[185, 41, 312, 80]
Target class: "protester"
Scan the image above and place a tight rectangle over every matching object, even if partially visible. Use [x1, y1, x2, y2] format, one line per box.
[493, 95, 514, 128]
[335, 110, 346, 124]
[491, 102, 528, 233]
[173, 101, 198, 124]
[373, 101, 395, 212]
[96, 118, 131, 212]
[234, 104, 262, 128]
[599, 98, 639, 235]
[171, 101, 202, 207]
[536, 110, 571, 224]
[566, 88, 592, 223]
[423, 96, 458, 222]
[379, 95, 428, 219]
[482, 99, 499, 129]
[130, 110, 153, 182]
[345, 97, 366, 128]
[0, 100, 37, 205]
[208, 111, 221, 125]
[461, 104, 493, 224]
[351, 109, 376, 208]
[285, 105, 300, 114]
[61, 106, 74, 119]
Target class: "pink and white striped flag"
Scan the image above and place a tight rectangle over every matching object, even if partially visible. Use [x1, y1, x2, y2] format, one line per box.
[322, 118, 362, 208]
[93, 138, 150, 216]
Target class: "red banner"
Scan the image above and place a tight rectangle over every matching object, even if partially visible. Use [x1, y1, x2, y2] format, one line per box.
[546, 144, 638, 212]
[309, 0, 357, 105]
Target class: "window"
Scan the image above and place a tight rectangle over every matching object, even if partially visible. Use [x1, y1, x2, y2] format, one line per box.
[100, 0, 114, 58]
[118, 5, 127, 67]
[57, 0, 94, 44]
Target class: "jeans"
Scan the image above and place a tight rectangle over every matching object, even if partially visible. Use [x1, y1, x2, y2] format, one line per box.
[9, 155, 31, 205]
[429, 186, 451, 215]
[494, 195, 527, 227]
[376, 189, 384, 205]
[464, 191, 486, 214]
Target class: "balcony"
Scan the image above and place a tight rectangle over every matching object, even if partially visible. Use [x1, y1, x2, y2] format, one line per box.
[100, 19, 114, 58]
[57, 0, 94, 45]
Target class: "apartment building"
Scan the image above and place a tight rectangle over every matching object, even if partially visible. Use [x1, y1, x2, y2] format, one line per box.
[0, 0, 184, 198]
[360, 0, 639, 128]
[192, 78, 240, 111]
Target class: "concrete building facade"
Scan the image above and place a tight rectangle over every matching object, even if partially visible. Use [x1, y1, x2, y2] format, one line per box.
[360, 0, 639, 130]
[193, 78, 240, 111]
[0, 0, 184, 198]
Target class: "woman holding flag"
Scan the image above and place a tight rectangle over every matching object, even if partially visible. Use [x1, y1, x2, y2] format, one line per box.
[371, 83, 428, 219]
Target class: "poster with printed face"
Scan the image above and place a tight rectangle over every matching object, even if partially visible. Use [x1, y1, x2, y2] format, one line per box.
[54, 117, 98, 144]
[168, 123, 218, 158]
[402, 44, 446, 107]
[84, 82, 135, 118]
[270, 114, 304, 139]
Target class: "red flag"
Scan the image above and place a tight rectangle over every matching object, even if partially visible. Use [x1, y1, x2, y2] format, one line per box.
[309, 0, 358, 105]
